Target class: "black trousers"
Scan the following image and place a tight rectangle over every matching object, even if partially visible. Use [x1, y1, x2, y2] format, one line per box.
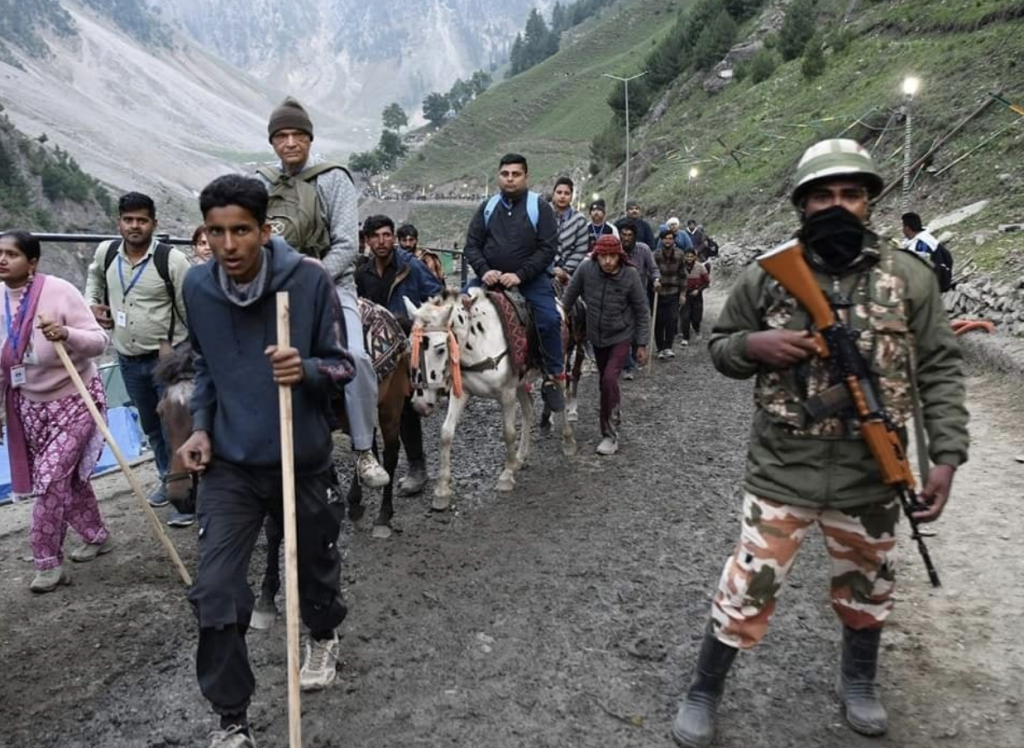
[679, 292, 704, 340]
[655, 297, 680, 351]
[187, 460, 347, 717]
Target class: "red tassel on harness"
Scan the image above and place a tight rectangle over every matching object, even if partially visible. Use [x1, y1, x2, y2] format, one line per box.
[448, 328, 463, 398]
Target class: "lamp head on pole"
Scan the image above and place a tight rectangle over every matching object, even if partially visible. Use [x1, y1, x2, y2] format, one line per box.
[902, 76, 920, 99]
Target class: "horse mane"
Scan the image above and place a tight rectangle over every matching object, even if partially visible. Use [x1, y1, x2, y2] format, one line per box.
[152, 343, 196, 386]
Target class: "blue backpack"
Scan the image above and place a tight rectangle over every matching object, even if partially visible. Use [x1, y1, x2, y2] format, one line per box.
[483, 191, 540, 231]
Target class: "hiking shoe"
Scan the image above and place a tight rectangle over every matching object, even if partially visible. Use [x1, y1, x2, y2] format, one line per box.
[300, 631, 340, 691]
[69, 536, 114, 563]
[30, 566, 71, 593]
[398, 460, 427, 495]
[147, 483, 170, 507]
[622, 368, 635, 381]
[596, 437, 619, 456]
[167, 510, 196, 528]
[356, 451, 389, 488]
[208, 725, 256, 748]
[541, 379, 565, 413]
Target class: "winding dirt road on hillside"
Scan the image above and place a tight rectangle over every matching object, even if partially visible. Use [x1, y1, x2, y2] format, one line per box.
[0, 294, 1020, 748]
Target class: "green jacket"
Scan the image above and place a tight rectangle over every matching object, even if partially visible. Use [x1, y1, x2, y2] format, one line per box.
[710, 238, 969, 509]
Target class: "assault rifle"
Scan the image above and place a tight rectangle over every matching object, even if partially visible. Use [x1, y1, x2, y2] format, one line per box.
[757, 239, 941, 587]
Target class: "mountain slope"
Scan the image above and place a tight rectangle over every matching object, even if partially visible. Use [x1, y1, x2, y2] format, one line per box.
[394, 0, 683, 190]
[158, 0, 555, 127]
[0, 0, 285, 225]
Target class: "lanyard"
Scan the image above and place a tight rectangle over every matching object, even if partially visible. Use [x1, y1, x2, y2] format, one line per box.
[499, 195, 514, 212]
[118, 254, 151, 298]
[4, 287, 28, 354]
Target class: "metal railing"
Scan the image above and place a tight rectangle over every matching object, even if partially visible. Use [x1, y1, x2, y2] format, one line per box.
[16, 232, 472, 286]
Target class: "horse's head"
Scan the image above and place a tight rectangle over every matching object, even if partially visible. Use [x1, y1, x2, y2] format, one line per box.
[154, 345, 198, 512]
[405, 291, 462, 418]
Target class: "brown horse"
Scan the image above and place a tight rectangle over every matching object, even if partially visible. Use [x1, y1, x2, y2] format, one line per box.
[154, 301, 412, 629]
[541, 280, 587, 428]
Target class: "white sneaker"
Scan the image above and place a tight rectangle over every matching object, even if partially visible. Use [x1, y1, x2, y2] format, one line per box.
[596, 437, 619, 456]
[679, 339, 690, 348]
[208, 725, 256, 748]
[656, 350, 667, 360]
[665, 349, 676, 358]
[300, 631, 339, 691]
[356, 451, 389, 488]
[622, 369, 635, 381]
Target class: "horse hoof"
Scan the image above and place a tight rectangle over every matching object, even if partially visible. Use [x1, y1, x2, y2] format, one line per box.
[562, 441, 577, 457]
[250, 600, 279, 631]
[371, 524, 393, 540]
[496, 477, 515, 492]
[566, 410, 578, 423]
[432, 494, 452, 512]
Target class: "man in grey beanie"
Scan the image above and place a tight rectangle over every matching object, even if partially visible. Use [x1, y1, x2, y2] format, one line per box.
[257, 96, 389, 488]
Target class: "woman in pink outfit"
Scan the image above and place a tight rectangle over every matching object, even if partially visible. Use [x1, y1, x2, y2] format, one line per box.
[0, 231, 112, 593]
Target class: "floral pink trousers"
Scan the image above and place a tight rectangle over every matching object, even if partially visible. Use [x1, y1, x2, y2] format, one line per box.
[16, 375, 109, 571]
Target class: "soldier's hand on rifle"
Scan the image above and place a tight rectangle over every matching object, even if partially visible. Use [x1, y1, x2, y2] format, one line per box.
[745, 329, 819, 369]
[179, 430, 211, 473]
[913, 464, 956, 522]
[265, 344, 304, 386]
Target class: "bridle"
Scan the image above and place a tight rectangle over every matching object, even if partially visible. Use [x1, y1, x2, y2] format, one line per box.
[409, 321, 463, 398]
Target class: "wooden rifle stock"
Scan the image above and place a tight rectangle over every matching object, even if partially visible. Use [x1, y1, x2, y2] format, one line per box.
[756, 239, 940, 586]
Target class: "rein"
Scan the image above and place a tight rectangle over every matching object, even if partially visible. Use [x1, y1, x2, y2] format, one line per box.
[410, 322, 464, 398]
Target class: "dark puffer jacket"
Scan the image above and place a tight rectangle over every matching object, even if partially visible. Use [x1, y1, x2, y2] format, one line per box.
[560, 257, 650, 348]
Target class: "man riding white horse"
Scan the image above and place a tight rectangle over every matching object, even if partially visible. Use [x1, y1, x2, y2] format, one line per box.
[462, 153, 566, 412]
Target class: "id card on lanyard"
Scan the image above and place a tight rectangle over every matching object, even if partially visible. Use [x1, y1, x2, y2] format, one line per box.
[4, 288, 29, 388]
[117, 254, 150, 329]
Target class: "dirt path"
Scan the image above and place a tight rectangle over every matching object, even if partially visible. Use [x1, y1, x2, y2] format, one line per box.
[0, 300, 1020, 748]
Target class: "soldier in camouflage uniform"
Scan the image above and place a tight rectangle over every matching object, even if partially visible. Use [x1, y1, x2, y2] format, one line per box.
[671, 139, 970, 747]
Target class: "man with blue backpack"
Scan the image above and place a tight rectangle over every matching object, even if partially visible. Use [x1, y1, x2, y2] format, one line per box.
[463, 153, 565, 412]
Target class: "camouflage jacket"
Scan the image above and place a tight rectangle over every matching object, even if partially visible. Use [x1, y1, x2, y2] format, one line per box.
[710, 234, 969, 509]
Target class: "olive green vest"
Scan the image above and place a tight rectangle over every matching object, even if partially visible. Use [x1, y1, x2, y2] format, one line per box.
[755, 243, 912, 436]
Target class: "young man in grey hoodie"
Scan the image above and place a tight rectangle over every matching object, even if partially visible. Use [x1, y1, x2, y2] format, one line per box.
[257, 97, 389, 489]
[179, 175, 353, 748]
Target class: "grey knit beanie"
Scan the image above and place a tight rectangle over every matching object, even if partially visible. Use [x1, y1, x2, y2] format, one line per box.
[268, 97, 314, 141]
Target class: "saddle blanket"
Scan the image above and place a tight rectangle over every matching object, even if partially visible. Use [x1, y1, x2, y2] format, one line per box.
[486, 290, 534, 378]
[358, 298, 408, 382]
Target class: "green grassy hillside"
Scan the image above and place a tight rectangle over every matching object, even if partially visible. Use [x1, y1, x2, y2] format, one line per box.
[397, 0, 1024, 281]
[631, 0, 1024, 264]
[394, 0, 688, 190]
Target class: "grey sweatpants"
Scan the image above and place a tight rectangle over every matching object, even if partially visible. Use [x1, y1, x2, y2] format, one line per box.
[337, 286, 377, 451]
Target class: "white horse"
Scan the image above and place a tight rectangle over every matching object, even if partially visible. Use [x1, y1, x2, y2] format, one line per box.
[405, 288, 576, 511]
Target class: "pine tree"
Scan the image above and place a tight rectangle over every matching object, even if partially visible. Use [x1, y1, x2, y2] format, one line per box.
[779, 0, 817, 61]
[509, 33, 525, 75]
[693, 8, 737, 70]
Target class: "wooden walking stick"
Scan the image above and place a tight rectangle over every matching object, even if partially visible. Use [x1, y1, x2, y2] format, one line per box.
[45, 319, 192, 586]
[275, 292, 303, 748]
[647, 291, 659, 375]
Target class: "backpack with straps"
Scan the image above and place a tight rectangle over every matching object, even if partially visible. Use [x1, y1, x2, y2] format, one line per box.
[932, 242, 954, 292]
[483, 191, 540, 231]
[256, 163, 351, 258]
[102, 240, 183, 341]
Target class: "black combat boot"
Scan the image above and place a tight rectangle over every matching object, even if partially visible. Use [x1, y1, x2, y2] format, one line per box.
[671, 632, 739, 747]
[836, 626, 888, 736]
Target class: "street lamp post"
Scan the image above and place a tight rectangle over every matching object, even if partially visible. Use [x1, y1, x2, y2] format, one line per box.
[603, 71, 647, 215]
[901, 76, 920, 212]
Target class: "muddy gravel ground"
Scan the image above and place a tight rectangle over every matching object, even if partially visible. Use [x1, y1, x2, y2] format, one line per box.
[0, 299, 1021, 748]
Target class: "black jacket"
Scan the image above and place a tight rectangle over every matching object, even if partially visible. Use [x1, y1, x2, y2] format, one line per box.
[463, 192, 558, 283]
[561, 257, 650, 348]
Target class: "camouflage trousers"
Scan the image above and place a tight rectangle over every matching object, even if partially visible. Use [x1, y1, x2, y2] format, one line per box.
[710, 492, 899, 650]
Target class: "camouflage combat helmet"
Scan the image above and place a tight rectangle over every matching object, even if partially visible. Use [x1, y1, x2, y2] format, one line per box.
[791, 139, 885, 206]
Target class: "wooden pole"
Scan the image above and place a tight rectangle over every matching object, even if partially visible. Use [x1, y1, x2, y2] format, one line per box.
[48, 329, 192, 586]
[275, 292, 303, 748]
[647, 292, 659, 375]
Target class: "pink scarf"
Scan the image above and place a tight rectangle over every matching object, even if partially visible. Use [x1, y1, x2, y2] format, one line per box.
[2, 273, 48, 496]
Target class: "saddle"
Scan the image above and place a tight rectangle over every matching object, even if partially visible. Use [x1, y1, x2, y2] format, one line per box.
[357, 298, 408, 382]
[484, 288, 537, 378]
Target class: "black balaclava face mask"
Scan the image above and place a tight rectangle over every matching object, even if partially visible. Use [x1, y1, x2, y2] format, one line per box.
[800, 205, 867, 272]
